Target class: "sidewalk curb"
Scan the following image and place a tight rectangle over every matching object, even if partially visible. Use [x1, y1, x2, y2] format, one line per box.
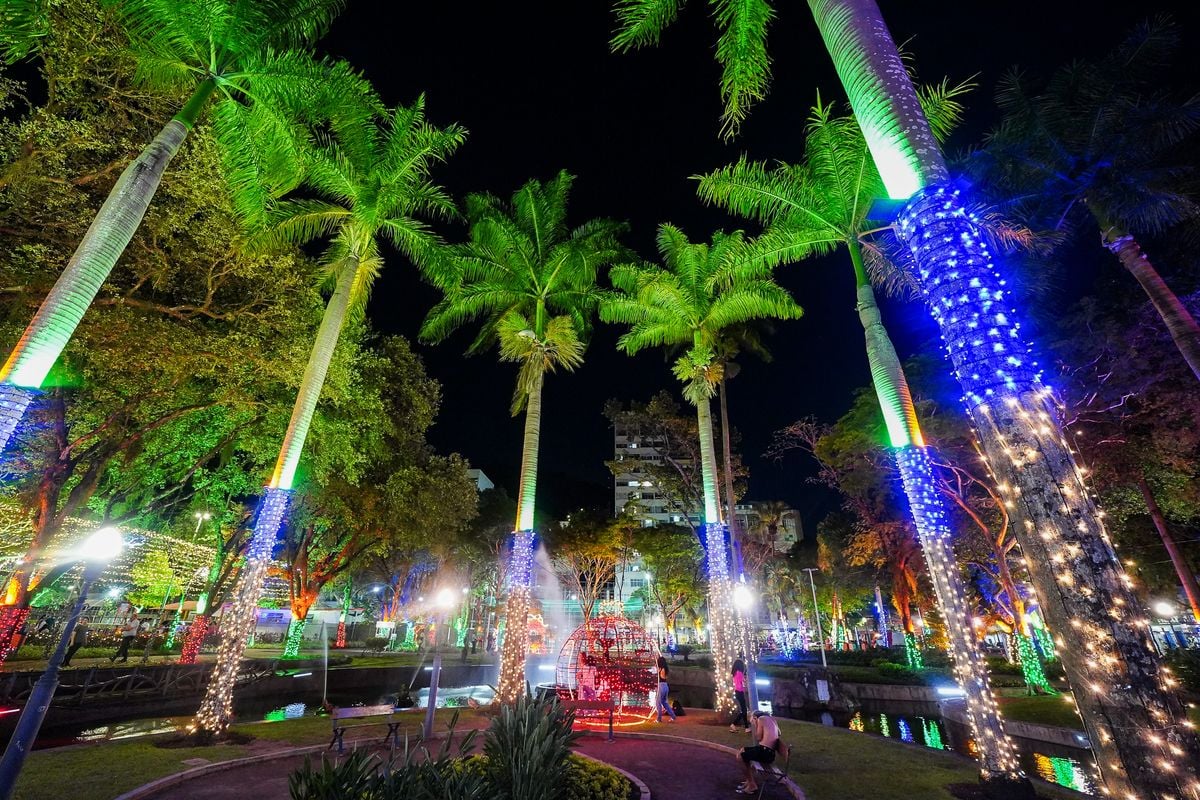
[574, 750, 652, 800]
[112, 743, 329, 800]
[581, 730, 806, 800]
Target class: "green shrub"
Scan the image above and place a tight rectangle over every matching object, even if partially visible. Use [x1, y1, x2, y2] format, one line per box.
[485, 695, 579, 800]
[564, 755, 631, 800]
[363, 637, 388, 653]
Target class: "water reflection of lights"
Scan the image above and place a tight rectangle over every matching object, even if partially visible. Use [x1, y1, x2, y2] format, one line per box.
[1033, 753, 1096, 795]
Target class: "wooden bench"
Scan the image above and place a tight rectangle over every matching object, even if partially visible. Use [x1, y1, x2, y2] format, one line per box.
[328, 703, 404, 753]
[750, 741, 791, 799]
[560, 698, 616, 742]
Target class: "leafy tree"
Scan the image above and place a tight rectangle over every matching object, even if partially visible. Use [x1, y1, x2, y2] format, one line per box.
[972, 20, 1200, 383]
[128, 549, 178, 610]
[0, 0, 368, 441]
[631, 523, 704, 640]
[419, 171, 628, 703]
[600, 224, 802, 714]
[545, 510, 622, 624]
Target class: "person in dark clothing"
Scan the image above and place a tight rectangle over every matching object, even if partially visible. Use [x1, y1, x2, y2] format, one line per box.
[62, 618, 88, 666]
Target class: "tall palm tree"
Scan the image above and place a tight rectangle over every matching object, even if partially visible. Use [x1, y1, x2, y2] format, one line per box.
[697, 100, 1030, 784]
[418, 172, 628, 704]
[972, 20, 1200, 384]
[191, 101, 463, 735]
[806, 0, 1200, 794]
[0, 0, 365, 452]
[599, 225, 803, 715]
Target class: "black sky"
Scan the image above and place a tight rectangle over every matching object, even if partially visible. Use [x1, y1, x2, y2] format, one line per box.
[317, 2, 1200, 529]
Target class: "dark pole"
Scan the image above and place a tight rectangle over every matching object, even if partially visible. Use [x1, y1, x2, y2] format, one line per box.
[0, 561, 100, 800]
[422, 608, 446, 740]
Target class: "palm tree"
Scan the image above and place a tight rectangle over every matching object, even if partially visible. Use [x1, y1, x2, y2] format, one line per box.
[697, 99, 1030, 784]
[611, 0, 774, 138]
[972, 20, 1200, 384]
[0, 0, 365, 452]
[190, 101, 463, 735]
[806, 0, 1200, 794]
[599, 225, 803, 715]
[418, 171, 628, 704]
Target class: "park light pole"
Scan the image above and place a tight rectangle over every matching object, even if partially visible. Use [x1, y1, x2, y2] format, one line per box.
[732, 582, 759, 713]
[0, 527, 123, 800]
[802, 568, 827, 668]
[422, 587, 457, 740]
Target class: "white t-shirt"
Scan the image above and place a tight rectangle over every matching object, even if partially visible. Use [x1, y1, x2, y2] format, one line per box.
[756, 715, 780, 749]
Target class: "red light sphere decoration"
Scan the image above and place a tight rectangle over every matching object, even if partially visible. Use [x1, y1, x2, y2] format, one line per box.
[555, 615, 659, 726]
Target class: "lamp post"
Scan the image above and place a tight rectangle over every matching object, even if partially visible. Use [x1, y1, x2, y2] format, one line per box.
[732, 582, 759, 714]
[0, 528, 123, 800]
[422, 588, 457, 740]
[802, 568, 827, 668]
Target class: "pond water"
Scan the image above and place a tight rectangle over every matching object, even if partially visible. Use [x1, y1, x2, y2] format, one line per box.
[784, 707, 1097, 795]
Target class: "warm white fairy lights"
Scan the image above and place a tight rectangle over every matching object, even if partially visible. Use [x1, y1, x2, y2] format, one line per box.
[896, 185, 1200, 800]
[895, 446, 1026, 789]
[496, 530, 535, 705]
[191, 487, 291, 735]
[705, 522, 737, 717]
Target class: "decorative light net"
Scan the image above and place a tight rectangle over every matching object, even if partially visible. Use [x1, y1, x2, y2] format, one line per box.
[555, 615, 659, 726]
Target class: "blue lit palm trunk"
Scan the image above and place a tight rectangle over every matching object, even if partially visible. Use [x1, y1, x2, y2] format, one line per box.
[810, 0, 1200, 794]
[0, 79, 216, 453]
[696, 397, 736, 717]
[192, 256, 358, 735]
[857, 273, 1024, 784]
[495, 372, 542, 704]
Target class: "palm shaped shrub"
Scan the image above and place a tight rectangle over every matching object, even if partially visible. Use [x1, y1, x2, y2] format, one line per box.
[806, 0, 1200, 794]
[600, 225, 802, 714]
[419, 172, 628, 703]
[190, 101, 462, 733]
[0, 0, 368, 452]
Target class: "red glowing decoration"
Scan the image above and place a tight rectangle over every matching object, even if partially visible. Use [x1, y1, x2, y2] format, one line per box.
[555, 615, 659, 725]
[179, 614, 209, 664]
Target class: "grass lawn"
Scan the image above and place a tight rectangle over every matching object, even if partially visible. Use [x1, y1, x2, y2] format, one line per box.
[10, 707, 491, 800]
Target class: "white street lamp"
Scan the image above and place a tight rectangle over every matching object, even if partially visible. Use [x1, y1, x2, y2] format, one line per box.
[423, 588, 460, 739]
[0, 528, 123, 799]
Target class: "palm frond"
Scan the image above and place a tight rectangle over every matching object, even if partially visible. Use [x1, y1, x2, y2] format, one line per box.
[610, 0, 687, 52]
[0, 0, 47, 63]
[713, 0, 774, 140]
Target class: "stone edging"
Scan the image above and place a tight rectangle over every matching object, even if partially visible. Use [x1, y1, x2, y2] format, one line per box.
[582, 730, 806, 800]
[112, 742, 330, 800]
[573, 749, 652, 800]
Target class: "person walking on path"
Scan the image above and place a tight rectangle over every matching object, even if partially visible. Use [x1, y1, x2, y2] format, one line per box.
[110, 616, 139, 663]
[655, 656, 676, 723]
[62, 617, 88, 666]
[730, 657, 749, 732]
[736, 710, 786, 795]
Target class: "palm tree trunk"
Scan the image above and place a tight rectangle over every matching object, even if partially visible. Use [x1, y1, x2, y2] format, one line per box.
[695, 397, 736, 717]
[856, 259, 1026, 779]
[193, 256, 359, 735]
[811, 2, 1200, 794]
[496, 370, 543, 704]
[1136, 473, 1200, 623]
[0, 78, 216, 453]
[717, 373, 743, 575]
[1098, 220, 1200, 384]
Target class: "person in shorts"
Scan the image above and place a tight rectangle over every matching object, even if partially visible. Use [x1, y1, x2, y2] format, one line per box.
[737, 710, 782, 794]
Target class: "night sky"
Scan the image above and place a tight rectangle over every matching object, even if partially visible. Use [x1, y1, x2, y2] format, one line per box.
[318, 2, 1200, 528]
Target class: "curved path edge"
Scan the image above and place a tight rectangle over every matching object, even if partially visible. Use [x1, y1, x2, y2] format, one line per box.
[581, 730, 807, 800]
[572, 750, 652, 800]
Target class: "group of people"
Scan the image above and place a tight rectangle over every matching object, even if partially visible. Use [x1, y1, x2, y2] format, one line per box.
[653, 654, 789, 795]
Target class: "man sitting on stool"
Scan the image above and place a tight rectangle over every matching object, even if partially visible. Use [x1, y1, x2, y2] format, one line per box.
[737, 710, 785, 795]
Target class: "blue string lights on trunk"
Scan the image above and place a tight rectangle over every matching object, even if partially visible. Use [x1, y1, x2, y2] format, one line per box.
[897, 185, 1200, 798]
[496, 530, 536, 704]
[0, 385, 36, 454]
[191, 486, 291, 735]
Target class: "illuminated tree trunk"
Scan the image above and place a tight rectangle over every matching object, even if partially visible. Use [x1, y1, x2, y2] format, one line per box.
[193, 256, 359, 735]
[857, 271, 1027, 784]
[1099, 220, 1200, 385]
[1136, 473, 1200, 623]
[808, 2, 1200, 793]
[0, 79, 216, 452]
[718, 372, 743, 574]
[496, 371, 543, 704]
[696, 396, 736, 717]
